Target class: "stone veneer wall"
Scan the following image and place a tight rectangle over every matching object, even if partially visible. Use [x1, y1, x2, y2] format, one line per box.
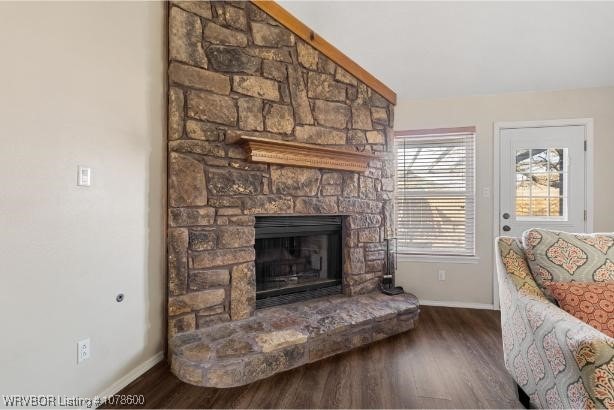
[167, 1, 396, 338]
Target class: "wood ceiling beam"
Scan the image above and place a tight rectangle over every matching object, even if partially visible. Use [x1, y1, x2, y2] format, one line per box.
[251, 0, 397, 105]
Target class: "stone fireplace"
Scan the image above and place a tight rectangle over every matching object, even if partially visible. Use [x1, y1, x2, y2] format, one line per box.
[167, 0, 397, 338]
[166, 0, 418, 387]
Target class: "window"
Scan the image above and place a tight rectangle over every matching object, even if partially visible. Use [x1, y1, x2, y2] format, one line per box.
[395, 127, 476, 256]
[515, 148, 568, 220]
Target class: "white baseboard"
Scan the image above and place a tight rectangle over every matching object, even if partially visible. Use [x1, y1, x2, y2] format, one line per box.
[97, 351, 164, 398]
[420, 299, 496, 310]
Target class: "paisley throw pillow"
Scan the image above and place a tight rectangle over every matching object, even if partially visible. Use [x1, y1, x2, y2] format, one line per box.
[522, 229, 614, 297]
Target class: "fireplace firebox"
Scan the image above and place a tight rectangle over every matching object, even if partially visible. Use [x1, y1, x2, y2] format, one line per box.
[254, 216, 343, 308]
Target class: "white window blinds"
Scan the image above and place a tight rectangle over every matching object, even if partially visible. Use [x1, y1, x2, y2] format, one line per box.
[395, 129, 476, 256]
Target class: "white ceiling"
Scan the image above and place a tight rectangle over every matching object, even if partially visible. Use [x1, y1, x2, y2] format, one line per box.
[280, 1, 614, 100]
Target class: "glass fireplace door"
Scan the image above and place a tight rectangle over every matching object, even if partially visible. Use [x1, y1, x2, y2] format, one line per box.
[255, 216, 342, 308]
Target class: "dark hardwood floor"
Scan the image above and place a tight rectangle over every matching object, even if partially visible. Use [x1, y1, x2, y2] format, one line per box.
[105, 306, 520, 409]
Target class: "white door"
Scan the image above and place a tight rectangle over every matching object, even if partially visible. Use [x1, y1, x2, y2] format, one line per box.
[499, 124, 588, 237]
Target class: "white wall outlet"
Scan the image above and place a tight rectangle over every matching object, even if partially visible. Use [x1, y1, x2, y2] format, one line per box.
[77, 166, 92, 187]
[77, 338, 90, 363]
[438, 270, 446, 281]
[482, 187, 490, 198]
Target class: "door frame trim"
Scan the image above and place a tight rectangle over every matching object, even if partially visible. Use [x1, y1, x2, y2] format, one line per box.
[492, 118, 594, 309]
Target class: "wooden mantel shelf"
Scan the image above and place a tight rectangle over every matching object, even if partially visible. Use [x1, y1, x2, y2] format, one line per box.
[240, 136, 377, 172]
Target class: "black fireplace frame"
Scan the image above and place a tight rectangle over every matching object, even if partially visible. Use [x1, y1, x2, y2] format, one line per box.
[254, 216, 343, 308]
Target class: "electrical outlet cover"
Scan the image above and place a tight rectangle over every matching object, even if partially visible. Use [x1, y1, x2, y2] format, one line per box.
[78, 339, 90, 363]
[77, 166, 91, 187]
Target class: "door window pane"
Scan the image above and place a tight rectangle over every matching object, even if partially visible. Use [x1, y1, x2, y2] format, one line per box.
[515, 197, 530, 216]
[530, 149, 548, 172]
[530, 197, 549, 216]
[514, 148, 568, 220]
[516, 150, 530, 172]
[547, 149, 564, 171]
[549, 198, 564, 217]
[516, 173, 531, 197]
[549, 173, 562, 196]
[531, 173, 550, 196]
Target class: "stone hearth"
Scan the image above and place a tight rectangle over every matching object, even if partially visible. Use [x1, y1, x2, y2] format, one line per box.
[170, 292, 419, 387]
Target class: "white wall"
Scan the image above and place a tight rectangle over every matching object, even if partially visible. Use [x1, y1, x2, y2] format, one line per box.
[394, 87, 614, 307]
[0, 2, 165, 397]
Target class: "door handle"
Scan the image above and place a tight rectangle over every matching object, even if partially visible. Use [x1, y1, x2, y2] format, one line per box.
[502, 213, 510, 219]
[502, 225, 511, 232]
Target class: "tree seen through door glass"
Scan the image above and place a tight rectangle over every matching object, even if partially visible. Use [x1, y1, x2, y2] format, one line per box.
[514, 148, 566, 218]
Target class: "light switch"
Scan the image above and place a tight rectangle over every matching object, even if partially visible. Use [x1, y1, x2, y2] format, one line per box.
[78, 166, 92, 187]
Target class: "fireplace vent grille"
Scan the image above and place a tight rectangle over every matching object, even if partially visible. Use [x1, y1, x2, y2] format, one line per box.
[256, 285, 342, 309]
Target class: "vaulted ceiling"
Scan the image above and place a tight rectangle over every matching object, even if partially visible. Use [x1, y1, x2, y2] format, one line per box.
[280, 1, 614, 100]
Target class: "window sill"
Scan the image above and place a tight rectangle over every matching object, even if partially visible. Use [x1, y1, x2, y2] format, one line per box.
[397, 254, 480, 264]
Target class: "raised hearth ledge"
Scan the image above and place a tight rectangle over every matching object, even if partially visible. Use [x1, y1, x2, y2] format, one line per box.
[170, 292, 419, 388]
[240, 136, 378, 172]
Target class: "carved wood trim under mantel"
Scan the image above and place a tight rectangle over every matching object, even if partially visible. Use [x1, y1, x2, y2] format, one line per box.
[240, 136, 377, 172]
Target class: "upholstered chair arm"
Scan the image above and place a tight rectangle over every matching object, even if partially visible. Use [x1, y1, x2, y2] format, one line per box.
[496, 237, 614, 409]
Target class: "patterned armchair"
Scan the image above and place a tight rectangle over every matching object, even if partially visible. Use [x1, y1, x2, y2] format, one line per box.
[496, 236, 614, 409]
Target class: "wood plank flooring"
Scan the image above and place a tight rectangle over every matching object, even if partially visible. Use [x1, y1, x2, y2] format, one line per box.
[105, 306, 520, 409]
